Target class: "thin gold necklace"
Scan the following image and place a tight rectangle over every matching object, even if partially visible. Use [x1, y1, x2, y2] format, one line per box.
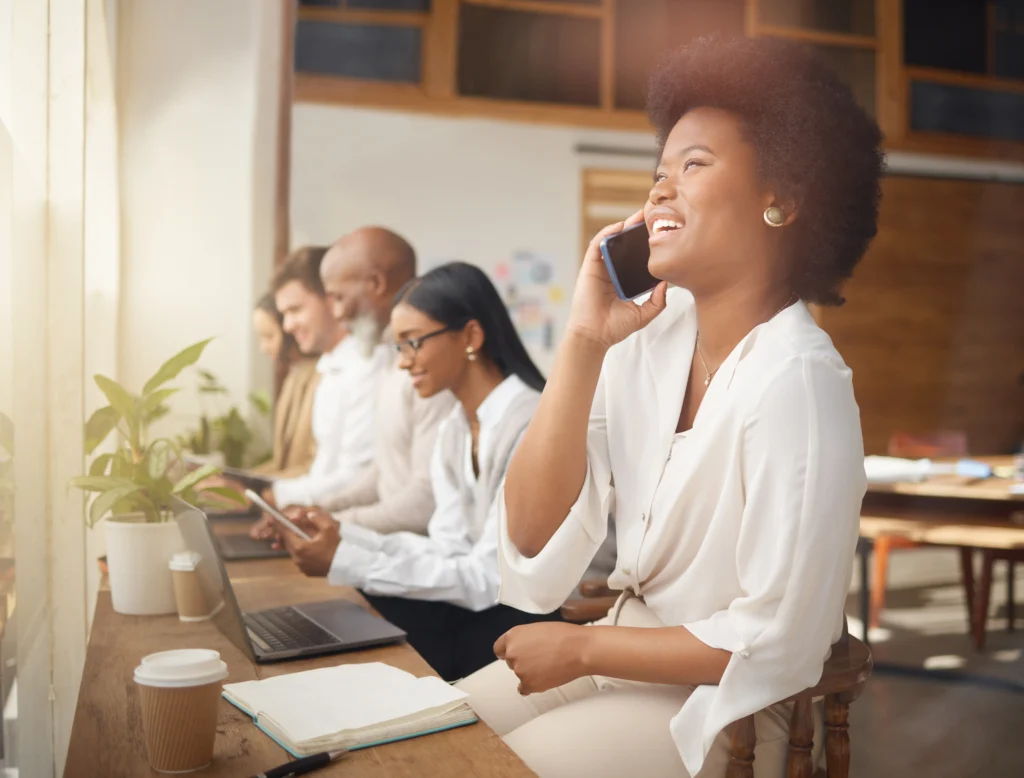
[696, 297, 796, 387]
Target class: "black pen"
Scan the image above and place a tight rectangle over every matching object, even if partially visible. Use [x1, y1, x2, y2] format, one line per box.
[251, 749, 348, 778]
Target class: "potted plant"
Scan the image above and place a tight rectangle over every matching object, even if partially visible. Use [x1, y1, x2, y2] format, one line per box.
[178, 368, 271, 469]
[70, 338, 243, 615]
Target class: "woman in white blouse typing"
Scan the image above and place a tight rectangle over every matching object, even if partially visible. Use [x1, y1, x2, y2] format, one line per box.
[458, 38, 884, 777]
[282, 262, 561, 681]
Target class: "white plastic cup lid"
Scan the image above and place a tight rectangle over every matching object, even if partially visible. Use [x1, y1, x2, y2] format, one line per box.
[134, 649, 228, 688]
[168, 551, 201, 572]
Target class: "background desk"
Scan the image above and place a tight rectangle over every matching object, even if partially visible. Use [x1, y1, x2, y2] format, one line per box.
[860, 456, 1024, 647]
[64, 555, 532, 777]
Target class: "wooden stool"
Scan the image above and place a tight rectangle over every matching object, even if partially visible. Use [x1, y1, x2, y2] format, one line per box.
[725, 627, 872, 778]
[562, 581, 873, 777]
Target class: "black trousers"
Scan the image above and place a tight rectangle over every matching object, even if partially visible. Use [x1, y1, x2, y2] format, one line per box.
[362, 593, 563, 682]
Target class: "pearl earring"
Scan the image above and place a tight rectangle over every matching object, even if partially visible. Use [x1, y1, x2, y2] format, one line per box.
[763, 206, 786, 227]
[466, 347, 477, 362]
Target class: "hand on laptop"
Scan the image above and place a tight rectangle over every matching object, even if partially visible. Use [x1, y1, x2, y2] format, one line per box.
[279, 508, 342, 577]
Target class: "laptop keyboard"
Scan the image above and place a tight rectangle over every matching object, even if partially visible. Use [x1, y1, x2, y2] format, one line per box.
[243, 607, 340, 653]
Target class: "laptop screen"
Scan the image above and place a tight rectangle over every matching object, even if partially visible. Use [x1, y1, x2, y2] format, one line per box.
[172, 497, 257, 662]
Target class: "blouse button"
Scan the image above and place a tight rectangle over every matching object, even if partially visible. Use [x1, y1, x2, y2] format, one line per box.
[622, 568, 631, 576]
[641, 513, 646, 523]
[740, 650, 751, 659]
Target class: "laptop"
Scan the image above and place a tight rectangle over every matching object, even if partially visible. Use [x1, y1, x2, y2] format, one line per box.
[213, 532, 289, 561]
[172, 498, 406, 663]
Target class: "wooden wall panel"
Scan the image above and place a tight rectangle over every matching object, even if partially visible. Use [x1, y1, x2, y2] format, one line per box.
[820, 175, 1024, 455]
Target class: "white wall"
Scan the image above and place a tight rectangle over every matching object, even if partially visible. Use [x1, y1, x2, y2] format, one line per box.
[291, 104, 655, 372]
[116, 0, 280, 431]
[0, 0, 9, 128]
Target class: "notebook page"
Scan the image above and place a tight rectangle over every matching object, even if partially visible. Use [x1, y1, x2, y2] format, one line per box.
[223, 663, 468, 744]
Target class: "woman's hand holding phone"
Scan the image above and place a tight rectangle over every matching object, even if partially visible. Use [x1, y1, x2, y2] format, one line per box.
[567, 210, 668, 351]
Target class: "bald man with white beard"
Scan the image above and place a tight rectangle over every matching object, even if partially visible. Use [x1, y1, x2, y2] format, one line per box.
[254, 228, 454, 556]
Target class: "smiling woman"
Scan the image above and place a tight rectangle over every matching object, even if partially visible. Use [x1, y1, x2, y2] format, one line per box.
[646, 36, 883, 309]
[295, 261, 560, 682]
[458, 36, 885, 778]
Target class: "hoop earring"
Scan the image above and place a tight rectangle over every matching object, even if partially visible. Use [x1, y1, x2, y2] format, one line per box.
[466, 347, 478, 362]
[764, 206, 786, 227]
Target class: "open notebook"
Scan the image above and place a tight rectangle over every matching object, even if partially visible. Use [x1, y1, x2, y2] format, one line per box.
[222, 662, 477, 757]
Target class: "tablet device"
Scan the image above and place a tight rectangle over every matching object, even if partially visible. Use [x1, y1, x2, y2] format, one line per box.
[244, 489, 314, 542]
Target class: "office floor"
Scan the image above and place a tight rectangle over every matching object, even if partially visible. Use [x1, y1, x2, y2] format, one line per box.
[845, 550, 1024, 778]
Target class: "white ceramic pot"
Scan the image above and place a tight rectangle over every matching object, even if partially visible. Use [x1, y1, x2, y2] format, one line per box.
[104, 515, 186, 615]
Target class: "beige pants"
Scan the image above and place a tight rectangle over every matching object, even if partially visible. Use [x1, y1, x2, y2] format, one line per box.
[457, 595, 823, 778]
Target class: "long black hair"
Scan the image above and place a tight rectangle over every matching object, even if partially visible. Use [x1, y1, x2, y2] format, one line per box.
[394, 262, 546, 392]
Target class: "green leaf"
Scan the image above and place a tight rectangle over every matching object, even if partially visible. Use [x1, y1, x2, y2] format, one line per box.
[140, 388, 179, 417]
[88, 454, 115, 477]
[145, 405, 171, 425]
[147, 444, 170, 481]
[150, 475, 175, 509]
[0, 411, 13, 456]
[84, 405, 121, 454]
[171, 463, 219, 494]
[113, 490, 161, 522]
[110, 452, 133, 479]
[89, 485, 143, 527]
[248, 390, 271, 416]
[93, 376, 136, 424]
[196, 368, 218, 383]
[143, 338, 214, 395]
[69, 475, 136, 493]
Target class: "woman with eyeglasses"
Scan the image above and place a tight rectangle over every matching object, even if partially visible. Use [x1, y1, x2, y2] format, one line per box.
[282, 261, 561, 681]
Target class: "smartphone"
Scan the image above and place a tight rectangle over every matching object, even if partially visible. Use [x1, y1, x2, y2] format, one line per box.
[244, 489, 314, 542]
[599, 222, 659, 301]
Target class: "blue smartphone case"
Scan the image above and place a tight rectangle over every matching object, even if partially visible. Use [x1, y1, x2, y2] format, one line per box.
[599, 233, 633, 301]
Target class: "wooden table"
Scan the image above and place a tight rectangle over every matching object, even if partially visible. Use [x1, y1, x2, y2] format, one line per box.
[858, 456, 1024, 647]
[865, 456, 1023, 504]
[64, 555, 532, 777]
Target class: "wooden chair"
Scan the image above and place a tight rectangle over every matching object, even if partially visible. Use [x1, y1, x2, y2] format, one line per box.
[860, 515, 1024, 650]
[561, 582, 873, 778]
[868, 430, 968, 629]
[973, 548, 1023, 649]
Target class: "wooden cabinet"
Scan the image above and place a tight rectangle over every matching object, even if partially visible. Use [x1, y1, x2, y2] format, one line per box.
[293, 1, 1024, 159]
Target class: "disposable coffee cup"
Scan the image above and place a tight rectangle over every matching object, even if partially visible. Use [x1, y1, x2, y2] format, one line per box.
[170, 552, 209, 622]
[134, 649, 228, 773]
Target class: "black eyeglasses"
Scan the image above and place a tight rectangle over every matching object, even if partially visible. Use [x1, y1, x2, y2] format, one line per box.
[391, 326, 458, 358]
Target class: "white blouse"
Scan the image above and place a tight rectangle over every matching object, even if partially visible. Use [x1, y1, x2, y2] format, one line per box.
[272, 336, 389, 507]
[497, 288, 866, 776]
[329, 375, 532, 612]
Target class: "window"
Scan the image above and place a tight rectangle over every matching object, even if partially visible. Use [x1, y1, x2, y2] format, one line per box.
[458, 4, 601, 106]
[810, 43, 877, 118]
[296, 19, 423, 83]
[899, 0, 1024, 151]
[753, 0, 879, 119]
[614, 0, 744, 111]
[904, 0, 987, 74]
[910, 79, 1024, 143]
[760, 0, 875, 37]
[294, 0, 430, 85]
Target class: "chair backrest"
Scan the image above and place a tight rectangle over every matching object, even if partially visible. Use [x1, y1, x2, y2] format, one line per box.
[888, 430, 968, 459]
